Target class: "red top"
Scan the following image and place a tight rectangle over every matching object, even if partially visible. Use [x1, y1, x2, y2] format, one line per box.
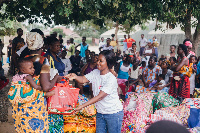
[127, 38, 135, 48]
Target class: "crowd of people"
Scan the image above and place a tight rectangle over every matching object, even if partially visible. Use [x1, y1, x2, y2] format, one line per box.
[0, 27, 199, 133]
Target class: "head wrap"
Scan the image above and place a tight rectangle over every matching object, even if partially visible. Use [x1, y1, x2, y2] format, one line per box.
[184, 41, 192, 48]
[189, 51, 196, 56]
[26, 32, 44, 50]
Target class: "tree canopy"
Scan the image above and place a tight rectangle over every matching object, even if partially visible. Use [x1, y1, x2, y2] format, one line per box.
[1, 0, 200, 54]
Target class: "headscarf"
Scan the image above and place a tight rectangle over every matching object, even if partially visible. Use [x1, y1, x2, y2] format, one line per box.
[26, 32, 44, 50]
[184, 41, 192, 48]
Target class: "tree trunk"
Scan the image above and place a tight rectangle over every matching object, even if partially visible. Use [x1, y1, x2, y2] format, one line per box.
[115, 21, 119, 42]
[184, 10, 192, 39]
[192, 19, 200, 56]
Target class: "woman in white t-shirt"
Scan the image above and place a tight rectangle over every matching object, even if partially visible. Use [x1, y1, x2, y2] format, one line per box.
[66, 50, 123, 133]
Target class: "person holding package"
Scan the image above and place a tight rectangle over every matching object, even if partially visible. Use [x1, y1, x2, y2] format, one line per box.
[66, 50, 123, 133]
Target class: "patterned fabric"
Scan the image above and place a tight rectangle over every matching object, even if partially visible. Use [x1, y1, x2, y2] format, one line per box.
[122, 92, 154, 133]
[8, 76, 45, 105]
[179, 64, 193, 78]
[135, 85, 150, 93]
[26, 32, 44, 50]
[169, 73, 190, 99]
[152, 92, 179, 113]
[143, 65, 161, 82]
[135, 65, 161, 93]
[12, 74, 29, 82]
[156, 104, 190, 127]
[8, 76, 48, 133]
[182, 98, 200, 109]
[48, 114, 64, 133]
[193, 88, 200, 98]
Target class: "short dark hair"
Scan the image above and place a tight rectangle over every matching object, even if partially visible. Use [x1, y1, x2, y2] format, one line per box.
[46, 36, 59, 46]
[75, 50, 80, 53]
[17, 58, 32, 70]
[70, 38, 74, 43]
[82, 37, 86, 40]
[170, 45, 176, 49]
[190, 55, 197, 61]
[159, 58, 166, 61]
[141, 61, 146, 66]
[159, 74, 165, 80]
[17, 28, 22, 32]
[170, 57, 177, 62]
[99, 50, 116, 69]
[111, 34, 115, 37]
[178, 44, 188, 55]
[62, 50, 67, 54]
[132, 43, 136, 46]
[59, 35, 62, 38]
[141, 34, 144, 36]
[30, 28, 44, 36]
[149, 56, 157, 62]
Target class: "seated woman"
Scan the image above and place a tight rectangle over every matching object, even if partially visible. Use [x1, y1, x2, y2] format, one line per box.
[169, 44, 191, 101]
[135, 56, 161, 93]
[155, 60, 173, 92]
[78, 54, 98, 96]
[44, 36, 65, 76]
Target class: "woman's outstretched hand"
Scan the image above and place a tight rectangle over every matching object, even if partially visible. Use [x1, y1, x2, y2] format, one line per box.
[65, 73, 77, 81]
[74, 105, 83, 113]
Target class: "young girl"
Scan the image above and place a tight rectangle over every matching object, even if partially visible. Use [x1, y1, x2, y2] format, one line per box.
[66, 50, 123, 133]
[116, 54, 133, 99]
[8, 58, 54, 105]
[189, 55, 197, 96]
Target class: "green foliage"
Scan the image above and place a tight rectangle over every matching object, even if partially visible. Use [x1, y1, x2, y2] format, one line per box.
[50, 28, 66, 37]
[0, 4, 22, 36]
[72, 20, 108, 38]
[146, 0, 200, 30]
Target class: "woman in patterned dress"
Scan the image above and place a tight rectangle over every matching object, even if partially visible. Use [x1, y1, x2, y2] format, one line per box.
[135, 56, 161, 93]
[8, 29, 62, 133]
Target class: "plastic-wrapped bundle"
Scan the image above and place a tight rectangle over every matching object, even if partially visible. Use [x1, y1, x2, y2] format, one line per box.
[122, 92, 154, 133]
[152, 92, 179, 112]
[155, 104, 190, 127]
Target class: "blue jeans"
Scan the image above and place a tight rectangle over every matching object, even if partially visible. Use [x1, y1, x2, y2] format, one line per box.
[96, 110, 124, 133]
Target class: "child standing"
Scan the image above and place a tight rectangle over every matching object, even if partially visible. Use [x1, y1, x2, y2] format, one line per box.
[189, 55, 197, 96]
[61, 50, 72, 75]
[75, 37, 88, 58]
[8, 58, 54, 105]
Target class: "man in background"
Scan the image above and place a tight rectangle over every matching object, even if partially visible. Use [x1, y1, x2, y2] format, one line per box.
[139, 34, 147, 56]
